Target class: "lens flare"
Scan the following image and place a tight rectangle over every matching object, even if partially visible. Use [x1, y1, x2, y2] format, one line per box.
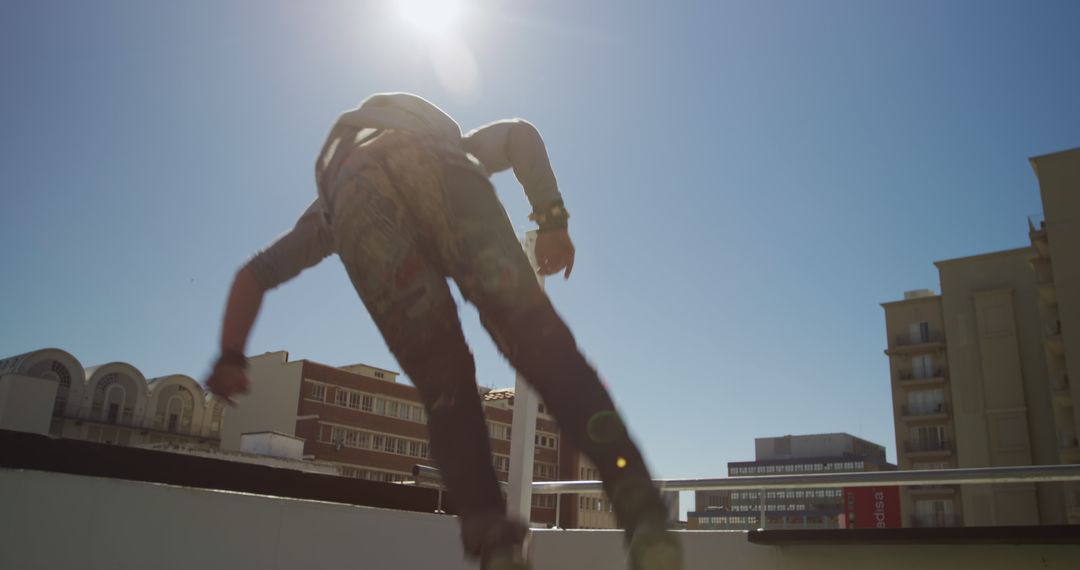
[397, 0, 461, 37]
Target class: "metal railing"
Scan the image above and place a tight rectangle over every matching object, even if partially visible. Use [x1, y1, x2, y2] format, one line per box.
[901, 403, 950, 417]
[905, 441, 953, 454]
[910, 513, 963, 528]
[898, 368, 945, 381]
[414, 464, 1080, 526]
[416, 463, 1080, 494]
[893, 333, 945, 347]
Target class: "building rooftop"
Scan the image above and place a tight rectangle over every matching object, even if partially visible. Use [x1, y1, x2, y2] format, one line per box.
[3, 427, 1079, 570]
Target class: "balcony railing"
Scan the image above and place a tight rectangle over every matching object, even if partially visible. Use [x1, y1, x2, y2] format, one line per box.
[901, 403, 950, 417]
[1053, 373, 1071, 392]
[905, 441, 952, 454]
[893, 333, 945, 348]
[911, 513, 963, 528]
[898, 368, 946, 382]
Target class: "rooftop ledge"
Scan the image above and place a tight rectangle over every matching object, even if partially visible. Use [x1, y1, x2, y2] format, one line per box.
[2, 468, 1079, 570]
[2, 430, 1080, 569]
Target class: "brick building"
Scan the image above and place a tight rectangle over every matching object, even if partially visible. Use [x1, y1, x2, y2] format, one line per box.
[226, 351, 614, 528]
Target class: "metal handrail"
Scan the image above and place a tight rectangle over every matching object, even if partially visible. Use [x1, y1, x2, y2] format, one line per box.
[413, 463, 1080, 494]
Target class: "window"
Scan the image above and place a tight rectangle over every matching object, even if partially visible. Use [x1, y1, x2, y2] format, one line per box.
[532, 495, 557, 508]
[311, 384, 326, 401]
[335, 390, 347, 406]
[908, 389, 945, 415]
[108, 403, 120, 424]
[362, 395, 374, 412]
[910, 321, 930, 343]
[348, 392, 363, 410]
[911, 425, 947, 451]
[534, 463, 556, 479]
[912, 354, 935, 379]
[374, 371, 385, 379]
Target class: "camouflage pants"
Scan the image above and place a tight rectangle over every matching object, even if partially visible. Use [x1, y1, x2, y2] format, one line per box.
[326, 131, 668, 553]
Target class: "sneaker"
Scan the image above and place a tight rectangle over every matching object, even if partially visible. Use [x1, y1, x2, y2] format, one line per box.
[481, 542, 531, 570]
[628, 523, 683, 570]
[462, 515, 531, 570]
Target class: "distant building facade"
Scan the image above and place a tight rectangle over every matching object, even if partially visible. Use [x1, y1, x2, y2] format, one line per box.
[687, 433, 896, 530]
[881, 147, 1080, 527]
[0, 348, 224, 446]
[228, 351, 608, 528]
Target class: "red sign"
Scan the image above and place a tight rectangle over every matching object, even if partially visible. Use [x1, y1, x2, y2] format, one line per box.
[842, 486, 900, 528]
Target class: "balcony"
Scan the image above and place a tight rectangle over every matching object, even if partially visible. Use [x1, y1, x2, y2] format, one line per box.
[901, 403, 951, 421]
[1029, 215, 1050, 257]
[886, 333, 946, 356]
[908, 485, 959, 496]
[1047, 322, 1066, 355]
[905, 441, 953, 458]
[911, 513, 963, 528]
[897, 368, 947, 387]
[1031, 257, 1058, 305]
[1052, 374, 1072, 405]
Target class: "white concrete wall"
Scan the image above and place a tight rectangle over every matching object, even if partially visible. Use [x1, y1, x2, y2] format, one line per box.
[221, 352, 303, 451]
[240, 431, 306, 460]
[2, 468, 1079, 570]
[757, 434, 858, 460]
[0, 374, 57, 434]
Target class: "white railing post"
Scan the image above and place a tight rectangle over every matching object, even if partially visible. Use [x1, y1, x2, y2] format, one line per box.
[507, 231, 544, 523]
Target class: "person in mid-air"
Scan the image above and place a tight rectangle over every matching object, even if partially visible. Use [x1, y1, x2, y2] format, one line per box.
[206, 93, 682, 570]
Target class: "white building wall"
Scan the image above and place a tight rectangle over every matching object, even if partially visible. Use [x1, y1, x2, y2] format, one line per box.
[240, 431, 306, 460]
[0, 373, 57, 434]
[220, 351, 303, 451]
[756, 434, 865, 460]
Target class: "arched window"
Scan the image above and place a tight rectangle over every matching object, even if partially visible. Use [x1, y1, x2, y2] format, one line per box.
[210, 401, 225, 435]
[104, 384, 126, 424]
[92, 373, 137, 425]
[156, 385, 195, 433]
[29, 359, 73, 416]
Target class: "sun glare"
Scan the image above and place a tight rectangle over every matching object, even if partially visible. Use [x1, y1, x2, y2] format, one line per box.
[397, 0, 461, 37]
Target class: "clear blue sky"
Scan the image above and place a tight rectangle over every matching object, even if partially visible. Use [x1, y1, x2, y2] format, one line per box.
[2, 0, 1079, 489]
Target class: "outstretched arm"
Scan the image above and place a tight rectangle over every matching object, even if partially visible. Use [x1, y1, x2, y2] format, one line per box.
[207, 200, 334, 403]
[207, 266, 265, 404]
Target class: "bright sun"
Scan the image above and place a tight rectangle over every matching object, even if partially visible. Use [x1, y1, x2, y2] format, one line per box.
[396, 0, 462, 37]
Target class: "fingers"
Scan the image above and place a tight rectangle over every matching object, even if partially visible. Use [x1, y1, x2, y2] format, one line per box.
[207, 368, 249, 405]
[564, 248, 575, 279]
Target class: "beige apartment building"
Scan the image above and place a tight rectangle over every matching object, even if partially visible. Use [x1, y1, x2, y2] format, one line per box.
[881, 147, 1080, 527]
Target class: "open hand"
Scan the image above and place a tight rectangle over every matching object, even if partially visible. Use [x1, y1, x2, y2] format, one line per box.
[535, 229, 575, 278]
